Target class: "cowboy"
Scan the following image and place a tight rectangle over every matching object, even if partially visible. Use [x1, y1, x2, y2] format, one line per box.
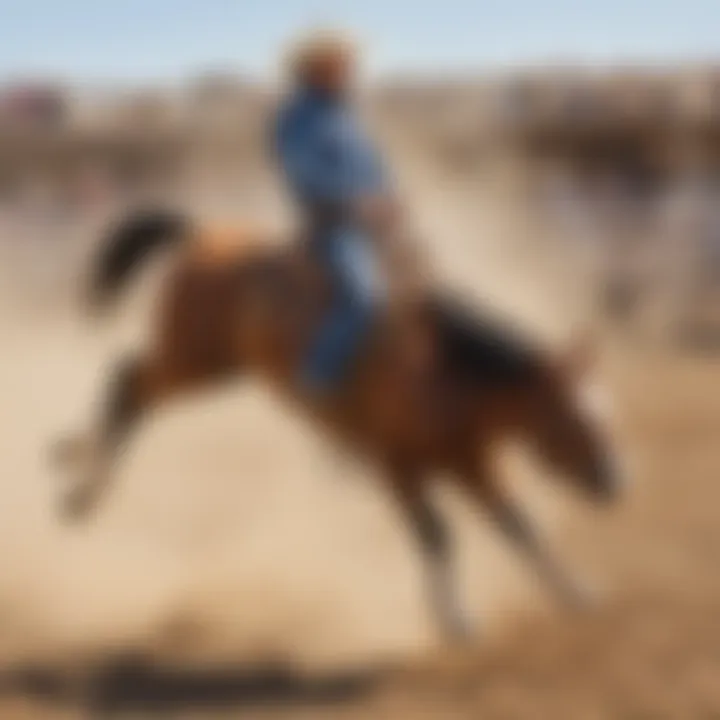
[273, 29, 401, 395]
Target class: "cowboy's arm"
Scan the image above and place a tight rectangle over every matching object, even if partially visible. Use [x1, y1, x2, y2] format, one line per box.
[340, 120, 431, 286]
[334, 114, 401, 230]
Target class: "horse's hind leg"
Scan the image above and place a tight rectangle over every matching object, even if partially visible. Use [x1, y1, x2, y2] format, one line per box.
[55, 354, 157, 522]
[387, 463, 472, 641]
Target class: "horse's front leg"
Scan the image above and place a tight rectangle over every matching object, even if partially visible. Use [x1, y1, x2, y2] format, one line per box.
[386, 461, 472, 641]
[458, 461, 595, 612]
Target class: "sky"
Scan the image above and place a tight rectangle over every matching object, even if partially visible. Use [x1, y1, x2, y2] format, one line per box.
[1, 0, 719, 82]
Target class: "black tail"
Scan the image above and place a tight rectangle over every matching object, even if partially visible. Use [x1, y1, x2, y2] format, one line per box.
[89, 208, 192, 312]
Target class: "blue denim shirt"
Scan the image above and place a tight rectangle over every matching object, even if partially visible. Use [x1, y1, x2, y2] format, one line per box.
[274, 88, 389, 219]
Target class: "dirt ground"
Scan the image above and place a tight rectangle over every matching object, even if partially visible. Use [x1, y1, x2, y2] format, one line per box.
[1, 150, 719, 719]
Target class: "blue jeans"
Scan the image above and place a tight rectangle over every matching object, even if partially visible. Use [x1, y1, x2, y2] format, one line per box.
[300, 227, 384, 393]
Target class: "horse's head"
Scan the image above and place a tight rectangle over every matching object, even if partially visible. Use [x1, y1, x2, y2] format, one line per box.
[522, 334, 626, 504]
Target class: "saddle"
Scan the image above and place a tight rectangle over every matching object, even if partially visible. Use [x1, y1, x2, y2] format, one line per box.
[309, 236, 433, 387]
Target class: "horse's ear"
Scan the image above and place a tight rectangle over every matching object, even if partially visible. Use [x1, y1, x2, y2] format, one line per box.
[559, 329, 596, 380]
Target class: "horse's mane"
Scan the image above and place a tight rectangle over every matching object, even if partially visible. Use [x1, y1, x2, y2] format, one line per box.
[426, 292, 543, 385]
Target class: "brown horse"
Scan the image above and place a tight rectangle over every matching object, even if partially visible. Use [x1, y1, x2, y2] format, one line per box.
[54, 208, 624, 639]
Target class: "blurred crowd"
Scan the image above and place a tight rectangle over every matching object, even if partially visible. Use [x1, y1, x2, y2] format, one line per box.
[1, 66, 720, 335]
